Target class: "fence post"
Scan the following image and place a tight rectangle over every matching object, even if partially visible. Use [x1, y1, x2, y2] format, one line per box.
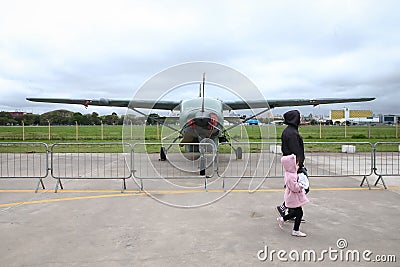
[75, 121, 78, 141]
[101, 121, 104, 140]
[319, 121, 322, 139]
[48, 120, 51, 140]
[22, 121, 25, 141]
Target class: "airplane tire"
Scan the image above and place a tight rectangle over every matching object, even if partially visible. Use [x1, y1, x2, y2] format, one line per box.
[160, 147, 167, 161]
[236, 147, 242, 160]
[199, 156, 206, 176]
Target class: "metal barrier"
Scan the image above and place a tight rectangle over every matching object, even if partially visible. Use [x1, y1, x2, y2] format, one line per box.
[305, 142, 374, 176]
[216, 142, 278, 191]
[218, 142, 375, 189]
[132, 142, 216, 190]
[0, 141, 397, 192]
[305, 142, 374, 189]
[217, 142, 374, 176]
[369, 142, 400, 189]
[50, 142, 133, 192]
[0, 142, 48, 192]
[217, 141, 278, 177]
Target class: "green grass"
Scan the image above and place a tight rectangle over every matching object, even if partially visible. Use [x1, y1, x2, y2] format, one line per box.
[0, 124, 398, 153]
[0, 124, 399, 142]
[295, 124, 399, 141]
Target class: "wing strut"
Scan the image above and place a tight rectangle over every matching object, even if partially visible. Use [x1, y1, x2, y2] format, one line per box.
[224, 107, 271, 132]
[130, 108, 181, 132]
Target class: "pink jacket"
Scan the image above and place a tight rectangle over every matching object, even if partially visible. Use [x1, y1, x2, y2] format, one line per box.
[281, 154, 309, 208]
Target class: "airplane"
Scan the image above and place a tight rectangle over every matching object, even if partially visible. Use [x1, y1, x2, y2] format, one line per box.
[27, 74, 375, 175]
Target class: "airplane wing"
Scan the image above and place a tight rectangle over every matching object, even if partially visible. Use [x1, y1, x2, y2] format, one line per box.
[27, 97, 375, 110]
[26, 98, 181, 110]
[223, 97, 375, 110]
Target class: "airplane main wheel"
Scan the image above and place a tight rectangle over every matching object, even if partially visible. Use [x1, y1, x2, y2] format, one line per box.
[160, 147, 167, 161]
[199, 156, 206, 176]
[236, 147, 242, 160]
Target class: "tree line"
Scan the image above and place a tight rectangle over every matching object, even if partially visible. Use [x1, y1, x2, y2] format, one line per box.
[1, 110, 328, 127]
[0, 110, 147, 126]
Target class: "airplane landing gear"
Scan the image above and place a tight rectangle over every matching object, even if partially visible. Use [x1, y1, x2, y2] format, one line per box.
[160, 146, 167, 161]
[199, 155, 206, 176]
[236, 146, 242, 160]
[219, 135, 242, 160]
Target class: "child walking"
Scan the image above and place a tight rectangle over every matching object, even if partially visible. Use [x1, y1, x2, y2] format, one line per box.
[277, 154, 309, 237]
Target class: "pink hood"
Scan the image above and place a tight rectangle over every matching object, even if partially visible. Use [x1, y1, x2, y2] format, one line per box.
[281, 154, 298, 174]
[281, 154, 309, 208]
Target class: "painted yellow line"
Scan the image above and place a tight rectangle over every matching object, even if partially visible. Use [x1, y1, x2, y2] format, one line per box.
[0, 189, 140, 193]
[1, 186, 399, 194]
[1, 186, 399, 208]
[0, 192, 145, 208]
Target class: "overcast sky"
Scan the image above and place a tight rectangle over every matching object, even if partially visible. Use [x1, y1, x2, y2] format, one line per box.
[1, 0, 399, 117]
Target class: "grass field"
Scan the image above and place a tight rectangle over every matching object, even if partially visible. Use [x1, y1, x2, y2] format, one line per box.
[0, 124, 398, 153]
[0, 124, 398, 143]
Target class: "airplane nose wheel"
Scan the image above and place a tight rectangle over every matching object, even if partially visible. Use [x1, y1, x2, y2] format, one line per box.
[199, 155, 206, 176]
[160, 147, 167, 161]
[236, 146, 242, 160]
[198, 138, 216, 176]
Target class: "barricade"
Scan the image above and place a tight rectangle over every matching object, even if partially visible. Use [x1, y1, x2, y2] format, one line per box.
[217, 142, 279, 178]
[0, 142, 48, 192]
[50, 142, 133, 192]
[305, 142, 374, 189]
[132, 142, 216, 190]
[218, 142, 375, 189]
[305, 142, 374, 176]
[370, 142, 400, 189]
[0, 141, 393, 192]
[216, 142, 279, 191]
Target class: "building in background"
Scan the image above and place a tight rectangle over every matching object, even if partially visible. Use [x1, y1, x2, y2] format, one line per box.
[330, 108, 379, 125]
[9, 111, 26, 117]
[380, 114, 400, 125]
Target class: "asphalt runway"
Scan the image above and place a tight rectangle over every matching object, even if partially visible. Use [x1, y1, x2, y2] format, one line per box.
[0, 162, 399, 266]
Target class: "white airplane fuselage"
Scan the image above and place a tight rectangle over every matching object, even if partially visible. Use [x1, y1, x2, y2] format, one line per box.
[179, 97, 224, 144]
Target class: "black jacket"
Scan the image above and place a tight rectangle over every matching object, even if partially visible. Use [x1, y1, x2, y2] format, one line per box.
[281, 110, 305, 168]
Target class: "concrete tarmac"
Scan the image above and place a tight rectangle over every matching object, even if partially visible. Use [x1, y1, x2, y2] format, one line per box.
[0, 164, 399, 266]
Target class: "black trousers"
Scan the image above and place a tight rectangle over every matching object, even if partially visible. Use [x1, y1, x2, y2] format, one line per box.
[283, 207, 303, 231]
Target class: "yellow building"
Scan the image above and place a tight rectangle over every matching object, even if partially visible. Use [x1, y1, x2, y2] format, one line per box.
[330, 110, 345, 120]
[330, 108, 373, 124]
[349, 110, 372, 118]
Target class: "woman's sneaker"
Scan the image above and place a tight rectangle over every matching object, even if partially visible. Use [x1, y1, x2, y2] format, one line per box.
[292, 230, 307, 237]
[277, 217, 284, 229]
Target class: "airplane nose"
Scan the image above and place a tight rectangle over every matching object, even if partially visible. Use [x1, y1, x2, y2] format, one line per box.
[194, 117, 209, 127]
[194, 111, 211, 127]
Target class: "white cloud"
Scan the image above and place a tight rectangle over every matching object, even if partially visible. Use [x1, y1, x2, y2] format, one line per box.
[0, 0, 399, 115]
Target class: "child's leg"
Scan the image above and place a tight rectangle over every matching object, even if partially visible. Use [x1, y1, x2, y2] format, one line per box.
[282, 207, 297, 221]
[292, 207, 303, 231]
